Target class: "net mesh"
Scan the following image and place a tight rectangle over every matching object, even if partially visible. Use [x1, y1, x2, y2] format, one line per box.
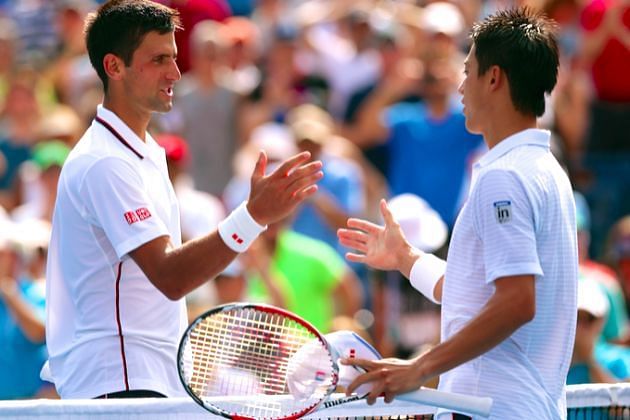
[567, 384, 630, 420]
[2, 384, 630, 419]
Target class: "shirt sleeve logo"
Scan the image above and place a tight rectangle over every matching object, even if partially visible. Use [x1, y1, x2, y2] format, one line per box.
[494, 200, 512, 224]
[124, 207, 152, 225]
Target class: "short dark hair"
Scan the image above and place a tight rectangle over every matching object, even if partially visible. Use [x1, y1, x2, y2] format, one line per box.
[471, 7, 559, 117]
[85, 0, 181, 91]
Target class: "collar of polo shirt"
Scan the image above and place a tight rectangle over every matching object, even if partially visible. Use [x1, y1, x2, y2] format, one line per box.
[95, 105, 159, 160]
[475, 128, 550, 169]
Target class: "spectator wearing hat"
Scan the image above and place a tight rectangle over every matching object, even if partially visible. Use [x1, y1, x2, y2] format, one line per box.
[567, 276, 619, 384]
[154, 133, 225, 243]
[574, 191, 629, 345]
[12, 140, 70, 223]
[0, 218, 56, 399]
[605, 216, 630, 319]
[223, 121, 298, 211]
[288, 104, 365, 243]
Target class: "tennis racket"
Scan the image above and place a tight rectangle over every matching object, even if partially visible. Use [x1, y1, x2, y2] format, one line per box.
[177, 303, 493, 419]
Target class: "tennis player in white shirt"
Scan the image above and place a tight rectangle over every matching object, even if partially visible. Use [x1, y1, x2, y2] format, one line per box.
[43, 0, 322, 400]
[338, 7, 577, 420]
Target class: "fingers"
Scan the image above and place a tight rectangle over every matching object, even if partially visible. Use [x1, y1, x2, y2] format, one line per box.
[286, 170, 324, 197]
[285, 160, 323, 181]
[338, 229, 368, 247]
[380, 199, 397, 227]
[346, 218, 382, 234]
[292, 184, 319, 202]
[272, 151, 312, 178]
[346, 252, 367, 263]
[252, 151, 267, 180]
[339, 236, 368, 253]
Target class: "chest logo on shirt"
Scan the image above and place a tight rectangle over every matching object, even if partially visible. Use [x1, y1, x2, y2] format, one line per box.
[124, 207, 152, 225]
[493, 200, 512, 224]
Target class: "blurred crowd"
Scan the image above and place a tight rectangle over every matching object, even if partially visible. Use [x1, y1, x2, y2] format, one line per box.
[0, 0, 628, 400]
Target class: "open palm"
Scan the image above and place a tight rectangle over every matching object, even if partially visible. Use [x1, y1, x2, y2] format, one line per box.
[337, 199, 410, 272]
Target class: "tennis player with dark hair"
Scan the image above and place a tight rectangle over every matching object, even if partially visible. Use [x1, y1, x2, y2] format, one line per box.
[338, 8, 577, 419]
[42, 0, 322, 399]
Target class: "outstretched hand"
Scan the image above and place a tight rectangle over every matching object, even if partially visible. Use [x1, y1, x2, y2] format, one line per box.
[246, 151, 323, 226]
[340, 356, 427, 405]
[337, 199, 411, 272]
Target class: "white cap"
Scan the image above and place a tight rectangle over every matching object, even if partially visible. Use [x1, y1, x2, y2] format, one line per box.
[249, 122, 298, 161]
[420, 2, 465, 37]
[233, 122, 298, 177]
[387, 193, 448, 253]
[324, 330, 381, 397]
[577, 278, 609, 318]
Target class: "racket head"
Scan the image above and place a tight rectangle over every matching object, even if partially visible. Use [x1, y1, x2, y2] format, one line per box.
[177, 303, 339, 419]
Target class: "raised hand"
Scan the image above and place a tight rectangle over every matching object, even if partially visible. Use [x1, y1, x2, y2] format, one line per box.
[246, 151, 323, 226]
[337, 199, 412, 272]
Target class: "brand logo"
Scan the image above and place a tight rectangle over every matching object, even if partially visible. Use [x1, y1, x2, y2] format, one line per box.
[231, 233, 244, 244]
[494, 200, 512, 224]
[124, 207, 152, 225]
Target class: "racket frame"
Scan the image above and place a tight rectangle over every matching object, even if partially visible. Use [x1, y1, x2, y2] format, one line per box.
[177, 302, 340, 419]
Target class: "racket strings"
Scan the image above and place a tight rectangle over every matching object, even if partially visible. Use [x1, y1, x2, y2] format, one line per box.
[181, 307, 336, 417]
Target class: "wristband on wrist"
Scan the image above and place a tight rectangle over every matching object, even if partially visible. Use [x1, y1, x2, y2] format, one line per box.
[409, 253, 447, 303]
[218, 201, 267, 253]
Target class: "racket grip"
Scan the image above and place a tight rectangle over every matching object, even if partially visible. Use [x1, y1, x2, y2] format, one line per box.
[396, 387, 493, 418]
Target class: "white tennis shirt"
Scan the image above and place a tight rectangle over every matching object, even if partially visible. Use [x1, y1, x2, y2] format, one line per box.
[43, 105, 188, 398]
[437, 129, 578, 419]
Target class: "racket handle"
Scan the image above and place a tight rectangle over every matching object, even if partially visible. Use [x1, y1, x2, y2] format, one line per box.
[396, 387, 493, 418]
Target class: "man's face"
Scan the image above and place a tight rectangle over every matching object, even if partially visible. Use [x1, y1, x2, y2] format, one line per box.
[123, 31, 181, 114]
[458, 45, 490, 135]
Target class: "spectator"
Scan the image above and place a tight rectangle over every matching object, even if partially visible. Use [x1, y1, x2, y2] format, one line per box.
[577, 0, 630, 259]
[156, 20, 241, 196]
[348, 56, 485, 229]
[12, 140, 70, 223]
[0, 218, 54, 399]
[154, 133, 225, 242]
[286, 104, 366, 257]
[575, 191, 629, 344]
[567, 276, 619, 384]
[244, 217, 363, 333]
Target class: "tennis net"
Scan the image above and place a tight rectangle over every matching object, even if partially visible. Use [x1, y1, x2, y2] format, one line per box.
[0, 384, 629, 419]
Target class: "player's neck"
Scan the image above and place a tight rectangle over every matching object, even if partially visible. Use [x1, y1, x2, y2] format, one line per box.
[483, 111, 537, 149]
[102, 95, 150, 142]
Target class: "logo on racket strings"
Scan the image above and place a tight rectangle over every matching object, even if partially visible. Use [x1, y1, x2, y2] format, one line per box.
[315, 370, 326, 382]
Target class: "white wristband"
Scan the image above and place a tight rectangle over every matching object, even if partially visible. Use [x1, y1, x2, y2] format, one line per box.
[218, 201, 267, 253]
[409, 253, 447, 304]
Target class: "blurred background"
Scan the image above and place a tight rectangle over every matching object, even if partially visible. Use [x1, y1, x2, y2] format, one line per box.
[0, 0, 628, 399]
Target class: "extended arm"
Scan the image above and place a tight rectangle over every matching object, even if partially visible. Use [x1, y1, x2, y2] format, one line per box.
[131, 151, 323, 300]
[337, 199, 444, 302]
[344, 275, 535, 403]
[0, 277, 46, 343]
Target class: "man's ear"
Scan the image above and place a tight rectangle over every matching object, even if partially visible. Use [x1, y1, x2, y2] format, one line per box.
[488, 65, 502, 91]
[103, 53, 125, 82]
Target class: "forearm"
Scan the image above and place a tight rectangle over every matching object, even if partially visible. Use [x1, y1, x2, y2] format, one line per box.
[346, 86, 395, 147]
[312, 194, 355, 232]
[417, 284, 534, 380]
[257, 269, 286, 308]
[0, 289, 45, 343]
[334, 270, 364, 318]
[585, 358, 617, 383]
[132, 231, 238, 300]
